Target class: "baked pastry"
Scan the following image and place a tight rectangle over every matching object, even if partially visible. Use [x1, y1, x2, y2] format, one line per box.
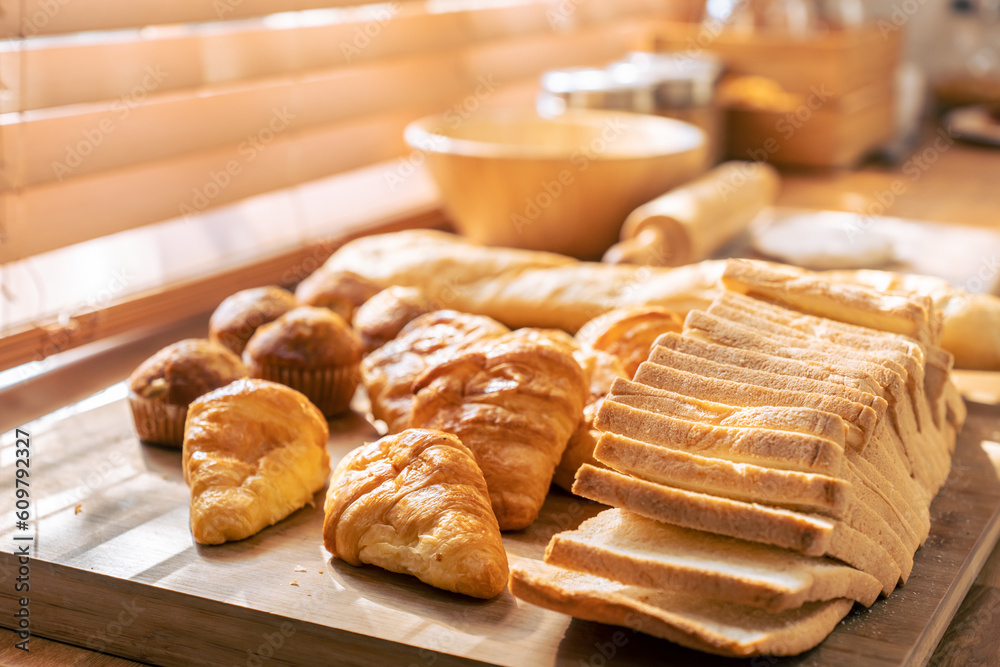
[128, 338, 247, 447]
[574, 306, 684, 379]
[183, 378, 330, 545]
[407, 328, 587, 530]
[322, 428, 508, 598]
[243, 306, 363, 417]
[361, 311, 508, 433]
[353, 286, 431, 354]
[209, 286, 299, 356]
[294, 268, 382, 323]
[551, 308, 681, 493]
[552, 347, 626, 492]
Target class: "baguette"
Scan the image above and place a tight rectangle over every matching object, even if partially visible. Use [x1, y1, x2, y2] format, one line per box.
[322, 231, 1000, 369]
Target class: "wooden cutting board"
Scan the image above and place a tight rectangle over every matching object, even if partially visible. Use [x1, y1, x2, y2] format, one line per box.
[1, 384, 1000, 667]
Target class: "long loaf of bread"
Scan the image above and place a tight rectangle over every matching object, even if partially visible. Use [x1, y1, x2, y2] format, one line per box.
[323, 230, 1000, 369]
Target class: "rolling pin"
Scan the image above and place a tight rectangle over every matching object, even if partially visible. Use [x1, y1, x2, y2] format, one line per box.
[603, 161, 780, 266]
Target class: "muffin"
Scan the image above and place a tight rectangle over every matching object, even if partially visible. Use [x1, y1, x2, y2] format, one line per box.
[353, 286, 431, 354]
[209, 286, 299, 356]
[243, 306, 363, 417]
[294, 269, 381, 323]
[128, 339, 247, 447]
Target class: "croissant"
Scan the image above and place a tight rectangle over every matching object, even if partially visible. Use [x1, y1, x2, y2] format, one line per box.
[361, 310, 508, 433]
[553, 308, 683, 492]
[183, 378, 330, 545]
[574, 306, 684, 379]
[553, 346, 627, 492]
[408, 328, 587, 530]
[322, 428, 508, 599]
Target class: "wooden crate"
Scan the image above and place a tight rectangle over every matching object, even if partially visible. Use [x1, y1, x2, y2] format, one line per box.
[639, 22, 902, 167]
[725, 82, 896, 168]
[641, 21, 902, 97]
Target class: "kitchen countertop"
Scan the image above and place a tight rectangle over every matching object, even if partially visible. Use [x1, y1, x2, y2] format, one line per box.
[1, 128, 999, 667]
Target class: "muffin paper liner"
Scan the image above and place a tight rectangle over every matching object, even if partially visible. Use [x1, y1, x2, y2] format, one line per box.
[252, 362, 360, 418]
[128, 392, 187, 447]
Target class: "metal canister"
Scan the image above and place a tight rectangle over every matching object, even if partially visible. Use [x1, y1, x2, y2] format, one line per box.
[538, 53, 724, 165]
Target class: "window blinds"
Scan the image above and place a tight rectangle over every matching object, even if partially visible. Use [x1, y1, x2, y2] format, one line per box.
[0, 0, 697, 372]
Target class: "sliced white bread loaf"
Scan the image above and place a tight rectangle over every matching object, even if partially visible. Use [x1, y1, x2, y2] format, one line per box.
[544, 509, 882, 612]
[594, 431, 853, 516]
[509, 559, 857, 658]
[573, 464, 902, 594]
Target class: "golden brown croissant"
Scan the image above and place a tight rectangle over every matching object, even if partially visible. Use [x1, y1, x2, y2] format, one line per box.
[322, 428, 508, 599]
[182, 378, 330, 545]
[553, 347, 627, 492]
[408, 328, 587, 530]
[360, 310, 509, 433]
[553, 308, 682, 492]
[574, 305, 684, 379]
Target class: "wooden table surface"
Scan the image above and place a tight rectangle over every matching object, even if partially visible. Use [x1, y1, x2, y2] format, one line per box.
[1, 129, 999, 667]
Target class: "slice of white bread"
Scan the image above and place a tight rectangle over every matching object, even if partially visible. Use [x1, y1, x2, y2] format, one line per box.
[633, 360, 878, 449]
[688, 309, 950, 492]
[595, 400, 845, 475]
[594, 431, 853, 516]
[573, 464, 902, 593]
[608, 377, 849, 447]
[634, 350, 924, 547]
[720, 258, 940, 347]
[509, 559, 856, 658]
[645, 346, 887, 429]
[543, 509, 882, 612]
[573, 465, 901, 595]
[708, 294, 926, 393]
[655, 331, 884, 398]
[655, 328, 935, 507]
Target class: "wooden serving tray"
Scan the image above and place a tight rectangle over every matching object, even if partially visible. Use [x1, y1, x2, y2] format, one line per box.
[1, 384, 1000, 666]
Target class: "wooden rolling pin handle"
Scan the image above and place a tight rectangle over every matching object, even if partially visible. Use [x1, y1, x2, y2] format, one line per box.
[601, 224, 688, 266]
[603, 161, 780, 267]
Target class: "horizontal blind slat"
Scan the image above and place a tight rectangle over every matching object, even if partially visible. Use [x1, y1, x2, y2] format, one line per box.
[0, 17, 644, 262]
[1, 0, 415, 38]
[2, 53, 471, 189]
[0, 0, 686, 112]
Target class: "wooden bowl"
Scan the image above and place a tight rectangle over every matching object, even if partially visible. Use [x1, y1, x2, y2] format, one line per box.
[404, 109, 706, 259]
